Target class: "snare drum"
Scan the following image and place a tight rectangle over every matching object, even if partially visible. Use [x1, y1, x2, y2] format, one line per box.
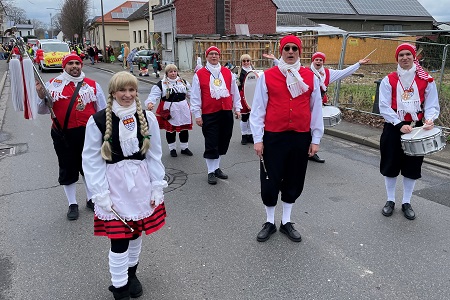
[322, 106, 342, 127]
[243, 70, 263, 109]
[401, 127, 446, 156]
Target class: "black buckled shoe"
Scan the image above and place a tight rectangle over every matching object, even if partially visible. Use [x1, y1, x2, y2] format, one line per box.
[207, 172, 217, 185]
[67, 204, 79, 220]
[382, 201, 395, 217]
[402, 203, 416, 220]
[279, 222, 302, 242]
[256, 222, 277, 242]
[170, 149, 177, 157]
[214, 168, 228, 179]
[180, 148, 193, 156]
[128, 264, 143, 298]
[308, 153, 325, 163]
[86, 199, 94, 211]
[108, 283, 130, 300]
[241, 135, 248, 145]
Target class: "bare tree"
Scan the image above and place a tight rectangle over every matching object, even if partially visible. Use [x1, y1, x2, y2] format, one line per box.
[30, 19, 46, 39]
[4, 5, 27, 24]
[59, 0, 89, 43]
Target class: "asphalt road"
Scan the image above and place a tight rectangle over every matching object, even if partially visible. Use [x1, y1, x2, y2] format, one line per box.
[0, 66, 449, 300]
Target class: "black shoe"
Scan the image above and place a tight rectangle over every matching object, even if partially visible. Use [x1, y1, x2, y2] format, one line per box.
[382, 201, 395, 217]
[67, 204, 79, 220]
[246, 134, 254, 143]
[308, 153, 325, 163]
[208, 172, 217, 185]
[170, 149, 177, 157]
[180, 148, 193, 156]
[128, 264, 143, 298]
[86, 199, 94, 211]
[108, 283, 130, 300]
[256, 222, 276, 242]
[214, 168, 228, 179]
[241, 135, 248, 145]
[279, 222, 302, 242]
[402, 203, 416, 220]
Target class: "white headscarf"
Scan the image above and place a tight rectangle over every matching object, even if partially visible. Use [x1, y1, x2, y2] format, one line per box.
[277, 58, 309, 98]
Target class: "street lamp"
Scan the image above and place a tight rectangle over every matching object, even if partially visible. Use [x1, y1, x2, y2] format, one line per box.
[46, 8, 61, 39]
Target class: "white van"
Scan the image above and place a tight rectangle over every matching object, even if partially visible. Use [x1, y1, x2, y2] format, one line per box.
[37, 39, 70, 72]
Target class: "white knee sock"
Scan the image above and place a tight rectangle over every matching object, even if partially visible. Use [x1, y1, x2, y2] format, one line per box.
[384, 176, 397, 202]
[109, 250, 129, 288]
[168, 142, 177, 151]
[240, 121, 247, 135]
[402, 177, 416, 204]
[63, 183, 77, 205]
[281, 201, 293, 225]
[180, 142, 188, 150]
[81, 176, 93, 200]
[265, 206, 275, 224]
[128, 236, 142, 267]
[206, 159, 216, 173]
[216, 156, 222, 170]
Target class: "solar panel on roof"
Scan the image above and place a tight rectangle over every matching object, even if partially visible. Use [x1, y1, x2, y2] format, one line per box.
[273, 0, 356, 15]
[349, 0, 432, 17]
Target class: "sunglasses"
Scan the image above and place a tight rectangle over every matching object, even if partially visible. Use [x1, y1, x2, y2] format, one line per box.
[283, 46, 299, 52]
[242, 60, 250, 62]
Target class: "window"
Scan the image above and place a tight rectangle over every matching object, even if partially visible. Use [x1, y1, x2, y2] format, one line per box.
[161, 0, 172, 5]
[165, 32, 172, 50]
[144, 30, 147, 43]
[138, 31, 142, 43]
[384, 24, 403, 31]
[133, 31, 137, 43]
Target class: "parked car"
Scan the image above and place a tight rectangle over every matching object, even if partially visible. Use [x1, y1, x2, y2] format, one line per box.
[117, 49, 157, 63]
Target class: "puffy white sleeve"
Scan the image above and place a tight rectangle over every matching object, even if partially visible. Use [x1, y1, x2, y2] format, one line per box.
[231, 73, 242, 111]
[424, 81, 440, 120]
[37, 81, 51, 114]
[145, 82, 163, 107]
[145, 111, 168, 203]
[82, 116, 110, 201]
[249, 73, 269, 143]
[94, 82, 107, 111]
[310, 76, 324, 145]
[190, 74, 202, 118]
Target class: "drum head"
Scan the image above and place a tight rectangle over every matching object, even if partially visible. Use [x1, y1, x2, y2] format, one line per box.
[401, 127, 441, 140]
[243, 71, 263, 109]
[322, 105, 341, 117]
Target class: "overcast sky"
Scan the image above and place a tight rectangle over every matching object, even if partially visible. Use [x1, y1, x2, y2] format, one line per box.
[10, 0, 450, 26]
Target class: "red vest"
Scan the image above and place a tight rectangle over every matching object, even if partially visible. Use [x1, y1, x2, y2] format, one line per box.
[196, 66, 233, 114]
[264, 66, 314, 132]
[51, 78, 97, 129]
[387, 72, 427, 121]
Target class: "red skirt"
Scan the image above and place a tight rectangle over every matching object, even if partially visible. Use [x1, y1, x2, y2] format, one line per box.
[239, 90, 251, 114]
[94, 203, 167, 239]
[155, 101, 193, 132]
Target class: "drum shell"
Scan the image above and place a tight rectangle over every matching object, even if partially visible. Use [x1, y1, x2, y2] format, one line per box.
[322, 106, 341, 127]
[400, 127, 446, 156]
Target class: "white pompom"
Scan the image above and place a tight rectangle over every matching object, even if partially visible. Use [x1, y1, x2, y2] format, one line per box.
[22, 58, 38, 119]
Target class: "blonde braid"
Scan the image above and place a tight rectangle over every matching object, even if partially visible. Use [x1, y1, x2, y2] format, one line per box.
[135, 96, 150, 154]
[101, 95, 114, 161]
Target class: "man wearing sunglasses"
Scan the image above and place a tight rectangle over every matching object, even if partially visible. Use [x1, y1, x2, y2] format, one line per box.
[309, 51, 370, 163]
[250, 35, 324, 243]
[35, 52, 107, 220]
[190, 46, 242, 185]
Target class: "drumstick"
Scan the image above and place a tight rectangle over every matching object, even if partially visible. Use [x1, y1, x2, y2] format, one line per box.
[111, 208, 135, 233]
[362, 48, 377, 60]
[410, 114, 436, 139]
[260, 157, 269, 179]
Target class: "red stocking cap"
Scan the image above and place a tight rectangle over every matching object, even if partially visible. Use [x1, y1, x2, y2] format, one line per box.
[312, 52, 326, 63]
[395, 43, 416, 61]
[205, 46, 221, 56]
[279, 35, 302, 54]
[62, 51, 83, 68]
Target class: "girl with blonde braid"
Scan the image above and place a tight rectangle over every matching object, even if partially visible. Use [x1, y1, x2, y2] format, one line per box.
[82, 71, 167, 300]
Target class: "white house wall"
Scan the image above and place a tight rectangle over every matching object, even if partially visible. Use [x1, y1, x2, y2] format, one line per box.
[153, 8, 175, 66]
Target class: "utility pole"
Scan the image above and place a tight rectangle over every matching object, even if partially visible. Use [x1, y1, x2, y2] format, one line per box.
[100, 0, 107, 62]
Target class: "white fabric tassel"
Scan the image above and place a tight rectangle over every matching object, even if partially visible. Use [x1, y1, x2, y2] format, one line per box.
[22, 58, 38, 119]
[9, 57, 24, 112]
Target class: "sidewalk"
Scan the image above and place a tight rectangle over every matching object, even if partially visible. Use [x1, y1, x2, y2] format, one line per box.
[1, 60, 449, 170]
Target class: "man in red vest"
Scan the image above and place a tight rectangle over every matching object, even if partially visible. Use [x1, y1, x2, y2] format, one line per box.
[190, 46, 242, 185]
[250, 35, 324, 243]
[379, 43, 439, 220]
[35, 52, 107, 220]
[309, 51, 370, 163]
